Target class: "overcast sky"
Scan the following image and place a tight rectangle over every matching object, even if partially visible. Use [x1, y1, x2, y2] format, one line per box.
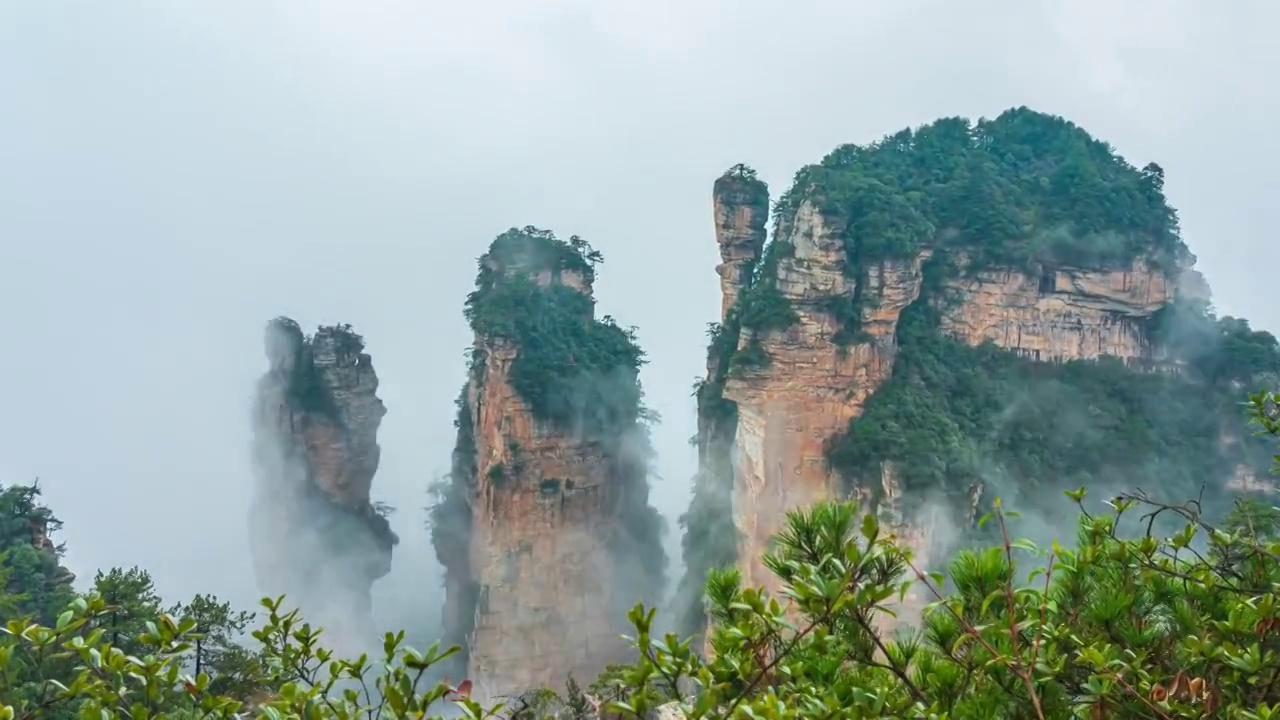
[1, 0, 1276, 627]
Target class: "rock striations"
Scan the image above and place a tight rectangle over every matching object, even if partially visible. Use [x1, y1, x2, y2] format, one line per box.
[431, 227, 667, 701]
[680, 108, 1280, 640]
[249, 318, 397, 649]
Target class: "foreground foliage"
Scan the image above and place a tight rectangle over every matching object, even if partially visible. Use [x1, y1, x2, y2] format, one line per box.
[4, 392, 1278, 718]
[616, 492, 1280, 720]
[612, 392, 1280, 719]
[4, 487, 1279, 719]
[1, 595, 489, 720]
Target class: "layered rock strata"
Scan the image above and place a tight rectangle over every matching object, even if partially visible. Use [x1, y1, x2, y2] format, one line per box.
[249, 318, 397, 648]
[938, 257, 1178, 364]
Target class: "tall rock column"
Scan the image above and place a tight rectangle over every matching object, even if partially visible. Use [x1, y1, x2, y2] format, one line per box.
[430, 227, 667, 702]
[713, 164, 769, 321]
[249, 318, 397, 650]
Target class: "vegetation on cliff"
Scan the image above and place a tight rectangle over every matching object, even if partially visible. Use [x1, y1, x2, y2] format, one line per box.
[742, 106, 1191, 349]
[463, 226, 646, 432]
[677, 165, 775, 637]
[778, 106, 1186, 271]
[683, 108, 1278, 636]
[730, 240, 799, 370]
[430, 226, 667, 677]
[0, 483, 272, 716]
[265, 317, 369, 424]
[426, 385, 480, 670]
[678, 317, 748, 635]
[0, 483, 76, 627]
[797, 109, 1275, 524]
[826, 258, 1280, 524]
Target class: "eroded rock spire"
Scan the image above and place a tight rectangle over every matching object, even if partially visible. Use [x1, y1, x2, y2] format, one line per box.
[249, 317, 397, 650]
[430, 227, 667, 702]
[713, 164, 769, 321]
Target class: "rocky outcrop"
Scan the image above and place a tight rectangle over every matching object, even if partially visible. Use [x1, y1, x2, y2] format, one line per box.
[686, 134, 1275, 643]
[460, 340, 633, 698]
[722, 197, 930, 596]
[713, 165, 770, 320]
[939, 257, 1179, 365]
[432, 227, 666, 701]
[704, 193, 1193, 620]
[249, 318, 397, 648]
[0, 483, 77, 607]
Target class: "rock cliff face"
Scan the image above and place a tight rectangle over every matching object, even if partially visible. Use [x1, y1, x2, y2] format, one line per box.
[718, 195, 931, 594]
[938, 257, 1176, 364]
[681, 109, 1280, 639]
[713, 165, 770, 320]
[249, 318, 397, 648]
[431, 227, 666, 701]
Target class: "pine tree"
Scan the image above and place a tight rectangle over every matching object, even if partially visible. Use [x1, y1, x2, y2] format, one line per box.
[90, 566, 163, 656]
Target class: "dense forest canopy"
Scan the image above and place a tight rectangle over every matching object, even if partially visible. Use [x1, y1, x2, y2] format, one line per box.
[776, 106, 1187, 271]
[463, 226, 647, 432]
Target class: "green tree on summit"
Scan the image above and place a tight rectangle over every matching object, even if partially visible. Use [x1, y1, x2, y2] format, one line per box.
[0, 483, 76, 624]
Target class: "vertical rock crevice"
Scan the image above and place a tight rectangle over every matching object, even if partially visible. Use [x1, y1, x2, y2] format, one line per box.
[431, 227, 667, 701]
[249, 317, 397, 650]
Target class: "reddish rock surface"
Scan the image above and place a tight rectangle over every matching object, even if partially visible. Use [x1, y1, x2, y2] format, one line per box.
[433, 230, 666, 702]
